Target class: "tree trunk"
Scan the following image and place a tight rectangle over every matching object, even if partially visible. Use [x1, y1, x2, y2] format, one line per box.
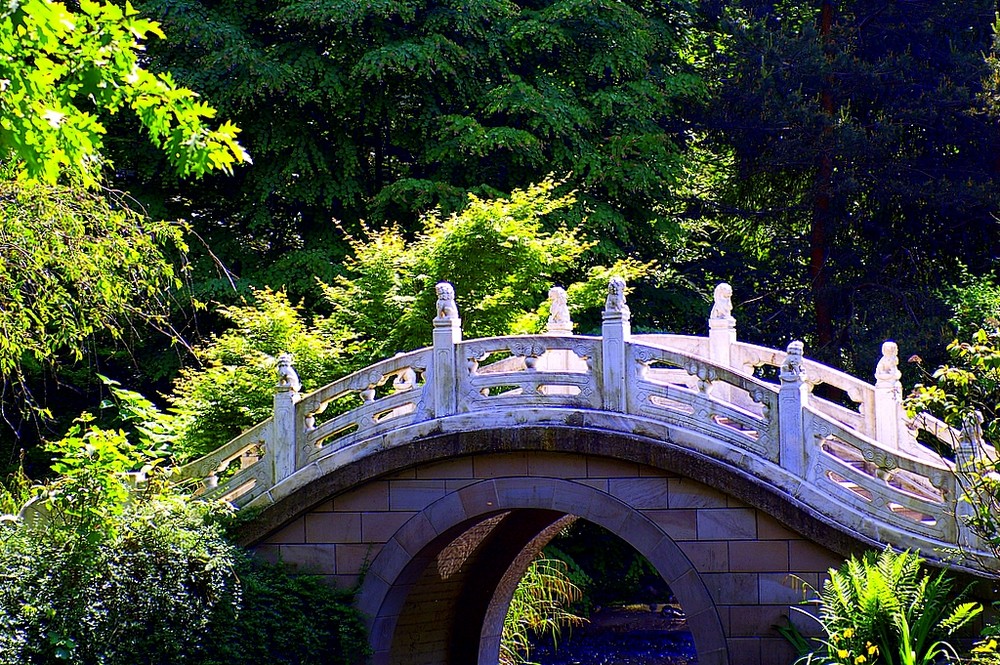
[810, 0, 836, 353]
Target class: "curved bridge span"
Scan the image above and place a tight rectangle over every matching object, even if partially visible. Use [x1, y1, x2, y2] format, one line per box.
[182, 280, 996, 665]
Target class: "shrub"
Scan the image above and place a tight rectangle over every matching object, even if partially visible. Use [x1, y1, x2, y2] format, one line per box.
[0, 496, 241, 665]
[204, 556, 369, 665]
[905, 328, 1000, 558]
[166, 180, 651, 459]
[0, 406, 369, 665]
[798, 547, 980, 665]
[167, 288, 353, 459]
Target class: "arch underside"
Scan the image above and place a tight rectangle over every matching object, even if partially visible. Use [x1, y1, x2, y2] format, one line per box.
[366, 480, 726, 665]
[368, 478, 728, 665]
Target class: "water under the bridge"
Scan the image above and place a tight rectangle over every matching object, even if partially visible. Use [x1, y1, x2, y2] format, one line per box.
[533, 611, 697, 665]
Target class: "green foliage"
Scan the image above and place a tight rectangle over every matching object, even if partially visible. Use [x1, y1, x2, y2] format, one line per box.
[907, 330, 1000, 445]
[204, 556, 369, 665]
[501, 557, 585, 665]
[168, 288, 353, 459]
[0, 182, 187, 385]
[39, 418, 171, 541]
[0, 0, 247, 437]
[980, 13, 1000, 118]
[167, 182, 651, 457]
[540, 545, 594, 616]
[96, 376, 179, 451]
[0, 0, 248, 187]
[905, 328, 1000, 558]
[0, 418, 242, 665]
[0, 453, 32, 517]
[969, 634, 1000, 665]
[0, 388, 369, 665]
[0, 496, 241, 665]
[797, 548, 980, 665]
[323, 179, 650, 356]
[940, 269, 1000, 341]
[119, 0, 706, 303]
[0, 472, 369, 665]
[776, 617, 815, 660]
[700, 0, 1000, 367]
[546, 520, 671, 608]
[11, 385, 180, 541]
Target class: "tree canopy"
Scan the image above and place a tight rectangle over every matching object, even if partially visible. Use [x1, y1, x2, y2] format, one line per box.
[6, 0, 1000, 468]
[0, 182, 185, 385]
[698, 0, 1000, 371]
[115, 0, 708, 300]
[0, 0, 248, 187]
[0, 0, 248, 427]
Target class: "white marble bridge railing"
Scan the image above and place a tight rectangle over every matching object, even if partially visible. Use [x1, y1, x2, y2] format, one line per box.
[179, 279, 998, 571]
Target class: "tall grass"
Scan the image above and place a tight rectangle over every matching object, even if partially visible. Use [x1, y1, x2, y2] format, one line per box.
[501, 557, 587, 665]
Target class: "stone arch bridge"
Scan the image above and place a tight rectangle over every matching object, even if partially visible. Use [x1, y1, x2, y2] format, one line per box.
[182, 279, 997, 665]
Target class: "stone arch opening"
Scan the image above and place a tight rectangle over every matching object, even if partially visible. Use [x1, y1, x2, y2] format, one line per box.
[485, 517, 697, 665]
[357, 477, 728, 665]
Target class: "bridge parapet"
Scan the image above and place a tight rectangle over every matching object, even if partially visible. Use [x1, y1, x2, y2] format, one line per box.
[179, 278, 998, 572]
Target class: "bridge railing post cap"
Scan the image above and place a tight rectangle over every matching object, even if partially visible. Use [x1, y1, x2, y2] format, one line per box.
[604, 276, 629, 317]
[780, 341, 806, 382]
[276, 352, 301, 392]
[434, 281, 460, 322]
[709, 282, 735, 327]
[546, 285, 573, 334]
[876, 340, 902, 385]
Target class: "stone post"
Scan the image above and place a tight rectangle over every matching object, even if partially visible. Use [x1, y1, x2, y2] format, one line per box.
[874, 341, 902, 449]
[708, 282, 736, 368]
[545, 285, 573, 336]
[537, 286, 586, 386]
[601, 276, 631, 412]
[708, 282, 736, 402]
[272, 353, 301, 485]
[432, 281, 462, 418]
[955, 411, 985, 552]
[778, 341, 809, 477]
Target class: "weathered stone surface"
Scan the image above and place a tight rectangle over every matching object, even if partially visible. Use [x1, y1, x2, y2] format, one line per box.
[177, 278, 1000, 665]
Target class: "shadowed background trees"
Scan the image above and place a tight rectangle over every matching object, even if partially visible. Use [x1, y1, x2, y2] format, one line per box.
[114, 0, 710, 294]
[700, 0, 1000, 373]
[112, 0, 1000, 363]
[6, 0, 1000, 464]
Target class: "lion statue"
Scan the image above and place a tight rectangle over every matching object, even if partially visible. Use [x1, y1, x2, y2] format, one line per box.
[605, 276, 628, 315]
[435, 281, 459, 320]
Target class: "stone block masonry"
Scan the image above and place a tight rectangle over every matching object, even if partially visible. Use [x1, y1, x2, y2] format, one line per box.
[254, 451, 844, 665]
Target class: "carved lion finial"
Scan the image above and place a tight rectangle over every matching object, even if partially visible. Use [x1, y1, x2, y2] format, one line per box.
[605, 276, 629, 317]
[435, 281, 459, 321]
[875, 340, 901, 386]
[546, 286, 572, 334]
[393, 366, 418, 392]
[276, 352, 301, 392]
[780, 340, 806, 382]
[710, 282, 734, 321]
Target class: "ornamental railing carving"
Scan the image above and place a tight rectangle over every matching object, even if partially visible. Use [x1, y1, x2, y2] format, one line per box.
[178, 278, 997, 573]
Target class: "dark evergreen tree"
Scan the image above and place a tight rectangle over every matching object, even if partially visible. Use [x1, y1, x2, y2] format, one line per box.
[113, 0, 712, 300]
[700, 1, 1000, 374]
